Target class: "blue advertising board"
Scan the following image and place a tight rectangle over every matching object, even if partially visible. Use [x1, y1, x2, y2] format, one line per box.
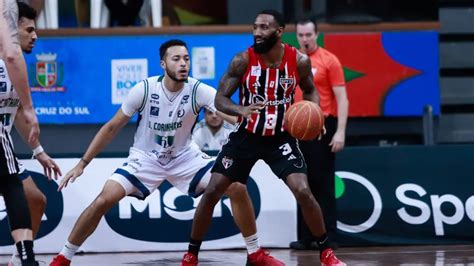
[26, 34, 252, 123]
[26, 31, 439, 123]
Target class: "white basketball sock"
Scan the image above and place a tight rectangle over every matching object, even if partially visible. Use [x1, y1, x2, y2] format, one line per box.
[60, 241, 80, 260]
[244, 233, 260, 255]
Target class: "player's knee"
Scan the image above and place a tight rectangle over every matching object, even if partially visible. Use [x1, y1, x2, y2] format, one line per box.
[224, 182, 247, 199]
[294, 187, 314, 206]
[27, 188, 47, 211]
[91, 195, 113, 214]
[203, 185, 224, 203]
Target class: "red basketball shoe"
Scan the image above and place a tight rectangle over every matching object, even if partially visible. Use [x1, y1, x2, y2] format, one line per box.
[50, 254, 71, 266]
[182, 252, 198, 266]
[246, 248, 285, 266]
[320, 248, 346, 266]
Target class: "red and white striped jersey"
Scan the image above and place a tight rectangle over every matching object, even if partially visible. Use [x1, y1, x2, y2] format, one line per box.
[238, 44, 299, 136]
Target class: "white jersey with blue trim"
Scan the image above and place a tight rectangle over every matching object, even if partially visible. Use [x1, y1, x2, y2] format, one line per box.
[0, 59, 21, 133]
[121, 75, 216, 165]
[192, 121, 235, 153]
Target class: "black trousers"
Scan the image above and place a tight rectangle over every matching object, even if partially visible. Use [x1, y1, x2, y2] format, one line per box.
[298, 116, 337, 242]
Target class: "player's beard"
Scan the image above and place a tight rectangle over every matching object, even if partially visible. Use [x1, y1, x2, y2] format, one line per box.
[253, 30, 279, 54]
[166, 68, 187, 82]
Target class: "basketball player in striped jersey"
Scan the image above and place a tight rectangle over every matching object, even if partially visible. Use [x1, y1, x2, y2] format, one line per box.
[50, 39, 283, 266]
[183, 10, 345, 266]
[1, 0, 54, 265]
[5, 2, 62, 265]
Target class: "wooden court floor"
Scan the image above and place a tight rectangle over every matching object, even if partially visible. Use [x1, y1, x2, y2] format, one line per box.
[1, 245, 474, 265]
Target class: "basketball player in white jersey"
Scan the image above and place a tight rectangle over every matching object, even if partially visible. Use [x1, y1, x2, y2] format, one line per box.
[50, 39, 283, 266]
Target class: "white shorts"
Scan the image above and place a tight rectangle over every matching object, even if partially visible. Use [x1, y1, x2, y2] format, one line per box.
[109, 147, 215, 200]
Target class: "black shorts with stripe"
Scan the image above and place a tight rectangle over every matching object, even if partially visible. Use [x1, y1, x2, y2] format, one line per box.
[211, 127, 307, 183]
[0, 126, 19, 176]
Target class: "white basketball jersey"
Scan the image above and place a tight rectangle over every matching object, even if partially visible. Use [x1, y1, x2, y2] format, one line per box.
[0, 59, 21, 133]
[192, 121, 234, 153]
[121, 75, 216, 165]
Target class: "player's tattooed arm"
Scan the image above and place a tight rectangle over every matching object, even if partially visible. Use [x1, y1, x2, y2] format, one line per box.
[1, 0, 20, 45]
[215, 51, 249, 116]
[297, 50, 320, 105]
[1, 0, 39, 145]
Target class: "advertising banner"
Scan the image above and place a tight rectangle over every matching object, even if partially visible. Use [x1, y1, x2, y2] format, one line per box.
[0, 159, 296, 254]
[1, 145, 472, 252]
[26, 31, 439, 124]
[287, 31, 440, 117]
[25, 34, 252, 124]
[335, 145, 474, 245]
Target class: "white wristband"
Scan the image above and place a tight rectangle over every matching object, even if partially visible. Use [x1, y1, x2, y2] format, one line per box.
[32, 145, 44, 157]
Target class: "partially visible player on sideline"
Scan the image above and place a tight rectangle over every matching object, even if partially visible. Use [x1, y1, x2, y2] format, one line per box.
[0, 0, 41, 265]
[5, 2, 62, 265]
[50, 39, 282, 266]
[192, 108, 234, 156]
[290, 19, 349, 250]
[182, 9, 345, 266]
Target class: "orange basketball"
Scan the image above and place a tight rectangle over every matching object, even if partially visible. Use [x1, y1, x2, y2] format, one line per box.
[284, 101, 325, 141]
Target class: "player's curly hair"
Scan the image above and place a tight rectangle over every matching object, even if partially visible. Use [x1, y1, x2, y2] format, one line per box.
[159, 39, 187, 60]
[257, 9, 285, 29]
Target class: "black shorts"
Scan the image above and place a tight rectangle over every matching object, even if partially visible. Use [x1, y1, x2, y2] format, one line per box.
[212, 127, 307, 183]
[0, 126, 19, 176]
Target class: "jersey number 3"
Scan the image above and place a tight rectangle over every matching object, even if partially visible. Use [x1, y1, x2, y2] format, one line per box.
[265, 114, 277, 129]
[279, 143, 292, 156]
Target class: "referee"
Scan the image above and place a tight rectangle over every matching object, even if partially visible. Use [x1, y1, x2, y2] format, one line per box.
[0, 0, 40, 265]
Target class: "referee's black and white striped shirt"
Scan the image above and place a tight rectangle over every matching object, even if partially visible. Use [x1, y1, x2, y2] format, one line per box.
[0, 59, 21, 174]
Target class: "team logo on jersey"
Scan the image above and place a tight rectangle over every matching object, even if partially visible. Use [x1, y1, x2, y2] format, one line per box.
[151, 93, 160, 100]
[177, 109, 185, 118]
[180, 95, 189, 105]
[222, 156, 233, 169]
[150, 106, 160, 117]
[251, 66, 261, 76]
[279, 76, 295, 90]
[155, 135, 174, 148]
[30, 53, 66, 92]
